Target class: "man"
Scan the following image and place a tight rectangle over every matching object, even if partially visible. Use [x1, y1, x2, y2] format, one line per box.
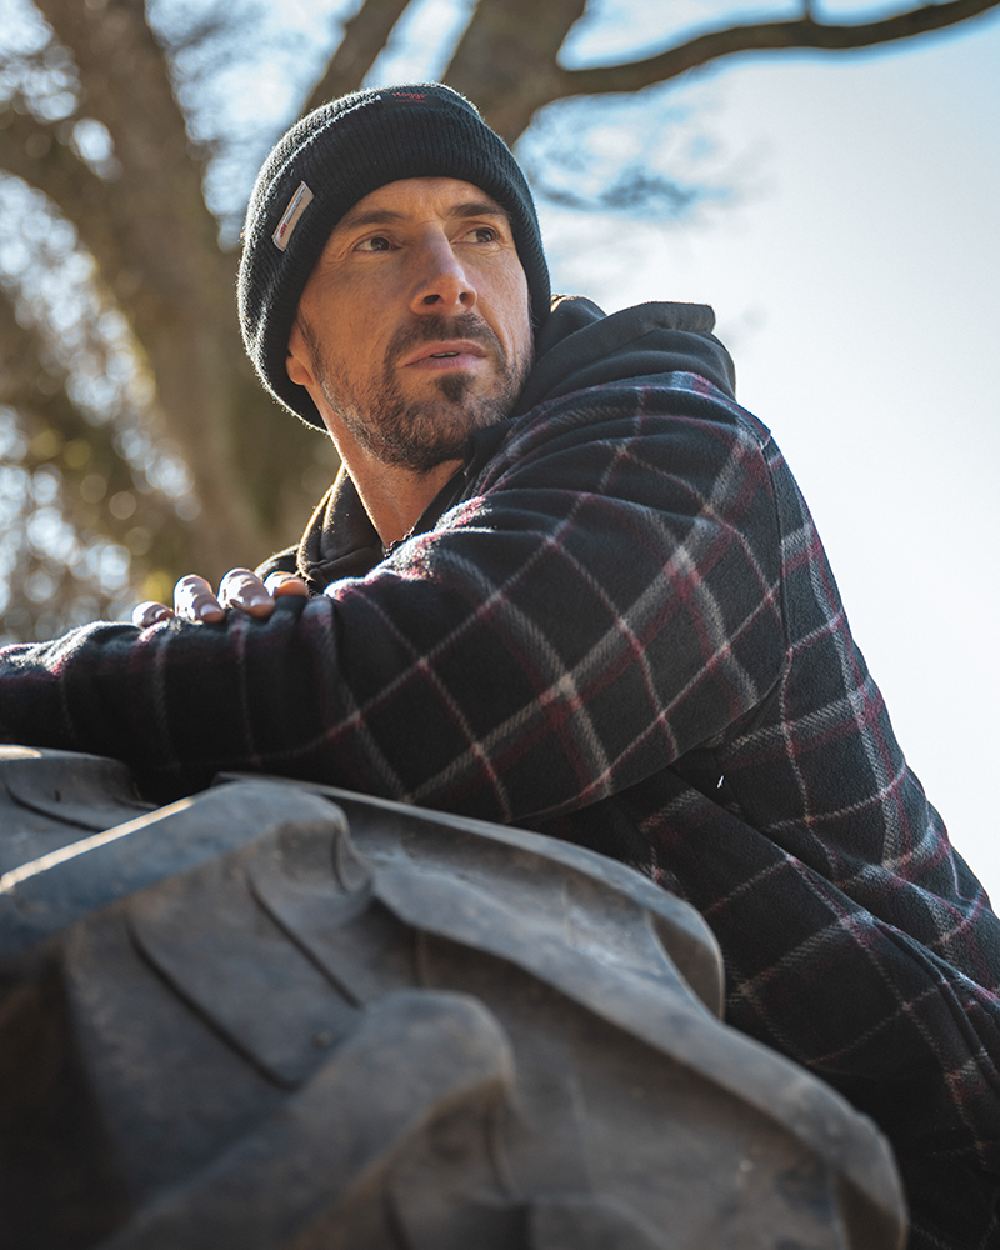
[1, 85, 998, 1247]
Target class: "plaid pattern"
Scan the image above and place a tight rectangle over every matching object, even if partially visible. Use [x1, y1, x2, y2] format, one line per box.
[2, 312, 998, 1245]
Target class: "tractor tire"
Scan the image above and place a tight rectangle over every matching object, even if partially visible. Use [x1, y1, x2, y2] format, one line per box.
[0, 746, 906, 1249]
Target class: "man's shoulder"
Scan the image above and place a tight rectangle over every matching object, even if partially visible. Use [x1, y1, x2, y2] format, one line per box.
[465, 377, 772, 518]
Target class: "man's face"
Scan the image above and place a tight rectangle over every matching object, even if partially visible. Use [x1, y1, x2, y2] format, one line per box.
[287, 177, 534, 473]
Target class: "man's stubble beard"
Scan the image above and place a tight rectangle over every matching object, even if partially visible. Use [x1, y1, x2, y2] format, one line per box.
[308, 313, 531, 474]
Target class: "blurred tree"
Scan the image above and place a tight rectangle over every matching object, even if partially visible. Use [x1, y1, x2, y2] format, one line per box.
[1, 0, 997, 637]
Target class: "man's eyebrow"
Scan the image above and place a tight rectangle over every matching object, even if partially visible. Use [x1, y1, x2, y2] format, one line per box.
[337, 207, 408, 231]
[445, 200, 510, 222]
[337, 200, 510, 232]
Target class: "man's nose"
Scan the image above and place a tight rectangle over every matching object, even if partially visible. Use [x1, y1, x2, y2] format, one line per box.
[408, 234, 477, 316]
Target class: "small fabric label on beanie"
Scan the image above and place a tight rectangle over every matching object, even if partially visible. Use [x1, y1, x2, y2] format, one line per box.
[272, 181, 314, 252]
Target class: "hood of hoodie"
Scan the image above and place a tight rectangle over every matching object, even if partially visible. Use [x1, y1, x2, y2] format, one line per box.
[273, 297, 737, 589]
[515, 295, 734, 412]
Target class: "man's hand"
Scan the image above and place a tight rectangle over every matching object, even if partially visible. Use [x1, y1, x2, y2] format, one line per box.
[131, 569, 309, 628]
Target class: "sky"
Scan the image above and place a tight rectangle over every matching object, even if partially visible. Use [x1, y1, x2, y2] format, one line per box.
[535, 6, 1000, 894]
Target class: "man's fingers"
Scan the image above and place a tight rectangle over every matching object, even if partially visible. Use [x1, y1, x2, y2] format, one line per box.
[174, 574, 224, 623]
[167, 570, 307, 625]
[264, 572, 309, 599]
[218, 569, 310, 618]
[131, 601, 174, 629]
[218, 567, 275, 618]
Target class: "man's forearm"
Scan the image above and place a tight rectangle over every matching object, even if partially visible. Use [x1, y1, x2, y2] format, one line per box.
[0, 399, 786, 815]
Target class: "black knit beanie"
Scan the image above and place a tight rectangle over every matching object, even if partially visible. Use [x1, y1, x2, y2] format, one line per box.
[238, 83, 550, 428]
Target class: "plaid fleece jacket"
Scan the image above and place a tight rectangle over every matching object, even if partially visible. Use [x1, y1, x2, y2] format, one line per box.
[2, 298, 997, 1245]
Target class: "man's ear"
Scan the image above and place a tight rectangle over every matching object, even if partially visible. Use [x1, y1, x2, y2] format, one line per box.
[286, 321, 315, 388]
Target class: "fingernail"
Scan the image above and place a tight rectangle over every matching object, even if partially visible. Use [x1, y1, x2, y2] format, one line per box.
[197, 603, 222, 621]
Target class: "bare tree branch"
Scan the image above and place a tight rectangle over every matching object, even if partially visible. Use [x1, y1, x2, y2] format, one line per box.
[0, 282, 197, 586]
[0, 108, 327, 581]
[445, 0, 586, 140]
[13, 2, 275, 563]
[32, 0, 227, 300]
[0, 101, 158, 336]
[558, 0, 1000, 107]
[160, 1, 240, 59]
[301, 0, 413, 117]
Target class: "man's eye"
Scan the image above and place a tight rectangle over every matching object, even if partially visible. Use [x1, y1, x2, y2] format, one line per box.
[467, 225, 499, 243]
[354, 235, 394, 252]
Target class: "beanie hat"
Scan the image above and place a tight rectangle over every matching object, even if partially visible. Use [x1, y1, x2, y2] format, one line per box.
[238, 83, 550, 428]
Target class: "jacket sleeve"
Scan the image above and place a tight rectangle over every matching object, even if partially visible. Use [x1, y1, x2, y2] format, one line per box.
[0, 382, 785, 818]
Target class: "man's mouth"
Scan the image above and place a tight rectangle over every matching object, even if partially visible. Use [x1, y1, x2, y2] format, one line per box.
[398, 339, 490, 371]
